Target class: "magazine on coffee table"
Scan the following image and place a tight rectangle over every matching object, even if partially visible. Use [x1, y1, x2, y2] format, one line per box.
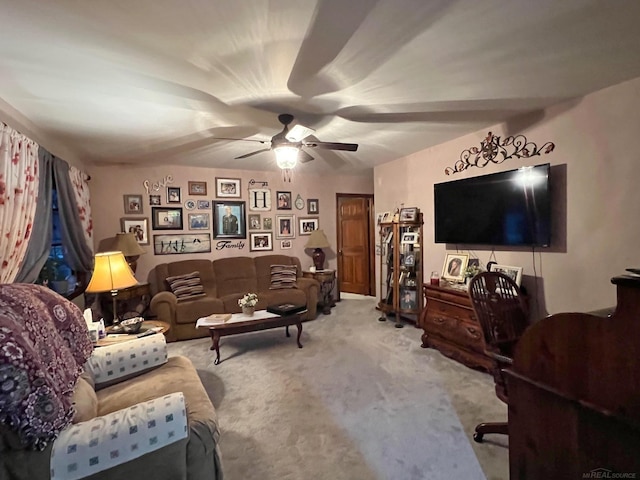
[266, 303, 307, 316]
[196, 313, 232, 327]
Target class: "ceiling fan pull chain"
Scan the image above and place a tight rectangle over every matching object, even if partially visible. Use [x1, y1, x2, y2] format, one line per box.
[282, 168, 293, 183]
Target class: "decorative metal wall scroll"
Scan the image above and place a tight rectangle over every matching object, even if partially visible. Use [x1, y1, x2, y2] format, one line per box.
[153, 233, 211, 255]
[444, 132, 555, 175]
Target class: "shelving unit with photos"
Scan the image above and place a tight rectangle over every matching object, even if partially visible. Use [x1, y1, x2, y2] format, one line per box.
[377, 210, 424, 328]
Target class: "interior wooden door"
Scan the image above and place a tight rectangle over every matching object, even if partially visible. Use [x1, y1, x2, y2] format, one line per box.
[336, 194, 375, 295]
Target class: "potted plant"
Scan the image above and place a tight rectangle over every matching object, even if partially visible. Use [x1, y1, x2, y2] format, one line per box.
[238, 293, 258, 316]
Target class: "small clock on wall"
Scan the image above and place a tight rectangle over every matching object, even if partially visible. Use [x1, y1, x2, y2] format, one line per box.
[295, 194, 305, 210]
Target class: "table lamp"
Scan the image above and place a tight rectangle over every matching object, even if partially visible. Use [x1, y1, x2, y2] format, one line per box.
[304, 229, 331, 271]
[112, 232, 146, 273]
[86, 251, 138, 325]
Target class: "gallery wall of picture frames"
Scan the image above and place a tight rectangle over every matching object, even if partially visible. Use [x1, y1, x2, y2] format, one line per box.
[128, 178, 322, 255]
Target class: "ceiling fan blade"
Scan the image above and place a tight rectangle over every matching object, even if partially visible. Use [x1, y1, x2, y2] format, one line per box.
[299, 149, 315, 164]
[235, 148, 271, 159]
[303, 141, 358, 152]
[216, 137, 268, 144]
[286, 124, 315, 142]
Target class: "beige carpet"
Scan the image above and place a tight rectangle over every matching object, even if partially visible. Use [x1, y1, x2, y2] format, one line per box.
[167, 295, 509, 480]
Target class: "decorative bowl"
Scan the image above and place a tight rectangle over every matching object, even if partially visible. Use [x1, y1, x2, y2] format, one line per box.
[119, 317, 144, 334]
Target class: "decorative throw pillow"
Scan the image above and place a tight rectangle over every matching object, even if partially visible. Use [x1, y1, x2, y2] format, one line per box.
[270, 265, 297, 289]
[166, 271, 206, 301]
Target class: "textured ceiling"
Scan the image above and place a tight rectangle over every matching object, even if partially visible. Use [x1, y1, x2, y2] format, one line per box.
[1, 0, 640, 175]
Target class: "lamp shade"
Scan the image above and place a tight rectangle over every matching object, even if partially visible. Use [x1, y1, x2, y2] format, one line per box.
[86, 252, 138, 293]
[304, 229, 331, 249]
[113, 232, 145, 257]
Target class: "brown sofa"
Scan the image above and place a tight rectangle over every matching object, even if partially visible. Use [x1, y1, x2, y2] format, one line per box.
[149, 255, 319, 341]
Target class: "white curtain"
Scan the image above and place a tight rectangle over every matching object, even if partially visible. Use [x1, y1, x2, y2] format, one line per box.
[68, 165, 93, 252]
[0, 123, 40, 282]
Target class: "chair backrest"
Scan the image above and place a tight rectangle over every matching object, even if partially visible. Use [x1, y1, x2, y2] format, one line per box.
[468, 272, 529, 354]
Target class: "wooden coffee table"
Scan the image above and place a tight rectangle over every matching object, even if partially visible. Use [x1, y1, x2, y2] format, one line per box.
[203, 310, 306, 365]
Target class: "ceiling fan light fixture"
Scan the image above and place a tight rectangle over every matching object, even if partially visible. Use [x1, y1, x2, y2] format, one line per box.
[274, 145, 299, 169]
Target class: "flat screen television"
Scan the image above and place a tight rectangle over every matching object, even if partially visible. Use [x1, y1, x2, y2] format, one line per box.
[434, 164, 551, 247]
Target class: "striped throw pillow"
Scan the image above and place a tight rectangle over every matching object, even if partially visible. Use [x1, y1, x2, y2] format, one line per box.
[166, 271, 206, 301]
[270, 265, 297, 289]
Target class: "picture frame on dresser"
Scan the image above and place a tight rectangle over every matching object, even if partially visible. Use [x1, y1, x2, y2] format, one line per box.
[489, 264, 524, 287]
[441, 253, 468, 282]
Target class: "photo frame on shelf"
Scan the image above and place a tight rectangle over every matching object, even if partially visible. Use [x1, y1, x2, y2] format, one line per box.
[212, 201, 246, 239]
[307, 198, 319, 214]
[120, 217, 149, 245]
[489, 264, 524, 287]
[441, 253, 469, 282]
[275, 214, 295, 239]
[249, 232, 273, 252]
[123, 194, 143, 214]
[276, 191, 292, 210]
[404, 253, 415, 267]
[381, 211, 392, 223]
[399, 207, 419, 222]
[188, 213, 210, 230]
[152, 207, 183, 230]
[400, 289, 417, 310]
[216, 177, 241, 198]
[188, 181, 207, 196]
[401, 232, 419, 244]
[299, 217, 319, 235]
[167, 187, 181, 204]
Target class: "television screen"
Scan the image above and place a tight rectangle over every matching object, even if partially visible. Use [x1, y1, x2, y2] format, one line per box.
[434, 164, 551, 247]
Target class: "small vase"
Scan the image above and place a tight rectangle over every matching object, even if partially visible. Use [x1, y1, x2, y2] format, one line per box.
[242, 306, 255, 316]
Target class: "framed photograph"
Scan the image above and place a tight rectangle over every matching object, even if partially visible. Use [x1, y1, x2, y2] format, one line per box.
[442, 253, 469, 282]
[400, 289, 417, 310]
[197, 200, 210, 209]
[404, 253, 415, 267]
[401, 232, 419, 244]
[213, 201, 246, 239]
[376, 213, 385, 225]
[489, 264, 524, 287]
[263, 217, 272, 230]
[216, 177, 241, 198]
[380, 211, 392, 223]
[188, 213, 210, 230]
[248, 214, 261, 230]
[152, 207, 183, 230]
[276, 191, 292, 210]
[250, 232, 273, 252]
[188, 181, 207, 196]
[184, 199, 196, 210]
[299, 217, 319, 235]
[167, 187, 181, 204]
[307, 198, 319, 214]
[400, 207, 419, 222]
[153, 233, 211, 255]
[280, 239, 292, 249]
[120, 217, 149, 245]
[123, 194, 143, 214]
[149, 195, 161, 206]
[248, 188, 272, 211]
[276, 214, 295, 239]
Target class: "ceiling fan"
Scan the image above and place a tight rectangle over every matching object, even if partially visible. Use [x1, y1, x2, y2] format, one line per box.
[231, 114, 358, 168]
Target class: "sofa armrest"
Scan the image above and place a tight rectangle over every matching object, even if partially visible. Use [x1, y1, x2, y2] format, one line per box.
[150, 291, 178, 325]
[50, 392, 188, 480]
[85, 335, 168, 390]
[296, 277, 320, 320]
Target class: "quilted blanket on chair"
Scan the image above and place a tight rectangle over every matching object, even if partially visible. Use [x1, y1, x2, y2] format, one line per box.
[0, 284, 92, 450]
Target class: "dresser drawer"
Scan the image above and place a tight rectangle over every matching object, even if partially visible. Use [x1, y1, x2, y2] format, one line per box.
[424, 311, 485, 353]
[425, 287, 472, 308]
[426, 298, 475, 323]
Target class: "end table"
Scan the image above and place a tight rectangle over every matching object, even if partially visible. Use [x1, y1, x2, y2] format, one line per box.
[302, 269, 336, 315]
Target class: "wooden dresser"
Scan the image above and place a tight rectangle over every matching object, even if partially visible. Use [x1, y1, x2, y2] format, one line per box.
[419, 284, 493, 371]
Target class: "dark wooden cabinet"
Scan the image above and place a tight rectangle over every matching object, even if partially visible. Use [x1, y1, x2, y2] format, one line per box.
[419, 284, 493, 371]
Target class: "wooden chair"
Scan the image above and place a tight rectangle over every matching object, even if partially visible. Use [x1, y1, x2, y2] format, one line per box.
[467, 271, 529, 442]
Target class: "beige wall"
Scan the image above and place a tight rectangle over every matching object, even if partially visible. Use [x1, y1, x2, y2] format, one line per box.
[89, 164, 373, 282]
[375, 76, 640, 318]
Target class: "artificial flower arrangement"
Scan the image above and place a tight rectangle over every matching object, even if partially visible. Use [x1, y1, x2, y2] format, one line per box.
[238, 293, 258, 308]
[465, 264, 484, 279]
